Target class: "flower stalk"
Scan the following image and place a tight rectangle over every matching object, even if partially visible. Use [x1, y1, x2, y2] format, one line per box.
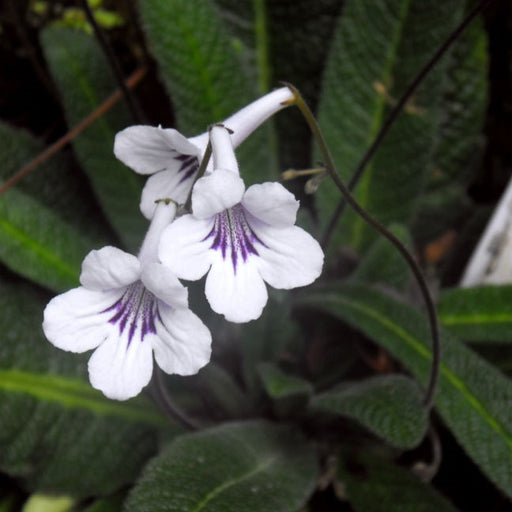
[286, 83, 440, 410]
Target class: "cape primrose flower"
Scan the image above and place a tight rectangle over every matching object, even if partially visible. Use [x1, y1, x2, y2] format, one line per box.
[114, 87, 294, 219]
[158, 125, 324, 323]
[42, 201, 212, 400]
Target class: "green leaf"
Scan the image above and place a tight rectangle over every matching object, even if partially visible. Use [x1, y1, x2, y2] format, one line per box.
[311, 374, 427, 448]
[191, 363, 252, 419]
[0, 122, 113, 291]
[426, 12, 488, 189]
[299, 282, 512, 498]
[0, 188, 88, 291]
[0, 275, 166, 498]
[339, 450, 459, 512]
[267, 0, 343, 171]
[259, 363, 313, 400]
[350, 223, 412, 289]
[40, 27, 146, 252]
[139, 0, 275, 184]
[0, 122, 111, 245]
[239, 293, 298, 393]
[258, 362, 313, 417]
[80, 493, 125, 512]
[411, 12, 488, 244]
[22, 494, 75, 512]
[439, 285, 512, 343]
[124, 420, 318, 512]
[316, 0, 465, 252]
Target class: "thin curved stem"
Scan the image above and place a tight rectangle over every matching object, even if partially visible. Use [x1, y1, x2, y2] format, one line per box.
[322, 0, 497, 249]
[152, 368, 199, 430]
[288, 83, 440, 409]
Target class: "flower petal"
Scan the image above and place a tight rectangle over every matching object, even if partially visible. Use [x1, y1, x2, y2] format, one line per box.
[140, 169, 196, 219]
[253, 223, 324, 289]
[43, 287, 122, 353]
[205, 252, 268, 322]
[141, 262, 188, 309]
[242, 182, 299, 227]
[192, 169, 245, 219]
[114, 126, 200, 175]
[80, 246, 141, 290]
[88, 331, 154, 400]
[159, 215, 214, 280]
[153, 305, 211, 375]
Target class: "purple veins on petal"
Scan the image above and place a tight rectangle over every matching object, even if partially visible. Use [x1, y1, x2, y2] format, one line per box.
[102, 282, 158, 347]
[176, 154, 199, 184]
[204, 204, 264, 273]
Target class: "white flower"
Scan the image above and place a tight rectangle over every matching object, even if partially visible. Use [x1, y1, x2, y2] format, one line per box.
[114, 87, 294, 219]
[42, 202, 212, 401]
[158, 126, 324, 323]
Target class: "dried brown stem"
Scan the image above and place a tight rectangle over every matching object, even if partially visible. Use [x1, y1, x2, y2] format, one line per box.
[0, 66, 148, 196]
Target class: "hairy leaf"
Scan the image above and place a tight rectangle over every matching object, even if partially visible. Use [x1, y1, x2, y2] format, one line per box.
[312, 374, 427, 448]
[40, 27, 146, 252]
[439, 285, 512, 343]
[0, 276, 166, 498]
[316, 0, 465, 251]
[239, 293, 298, 393]
[258, 362, 313, 417]
[0, 122, 111, 245]
[139, 0, 274, 184]
[339, 451, 459, 512]
[0, 188, 87, 291]
[412, 12, 488, 244]
[124, 420, 318, 512]
[350, 223, 412, 289]
[299, 282, 512, 498]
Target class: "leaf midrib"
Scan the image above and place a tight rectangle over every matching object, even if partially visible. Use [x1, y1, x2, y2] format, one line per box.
[351, 0, 413, 249]
[0, 216, 79, 283]
[191, 455, 277, 512]
[0, 369, 165, 426]
[440, 313, 512, 327]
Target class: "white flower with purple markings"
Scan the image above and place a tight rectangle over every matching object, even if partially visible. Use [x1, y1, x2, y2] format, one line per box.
[42, 201, 212, 400]
[158, 125, 324, 323]
[114, 87, 294, 219]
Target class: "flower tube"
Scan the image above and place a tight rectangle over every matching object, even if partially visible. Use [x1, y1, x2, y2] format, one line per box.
[114, 87, 294, 218]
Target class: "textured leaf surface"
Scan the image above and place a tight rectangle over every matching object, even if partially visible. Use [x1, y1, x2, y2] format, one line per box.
[0, 122, 111, 245]
[239, 294, 298, 393]
[299, 282, 512, 498]
[268, 0, 343, 169]
[339, 451, 459, 512]
[0, 187, 87, 291]
[316, 0, 464, 251]
[139, 0, 274, 184]
[40, 27, 145, 251]
[0, 123, 112, 291]
[124, 420, 318, 512]
[312, 374, 427, 448]
[350, 223, 412, 289]
[0, 276, 165, 498]
[259, 363, 313, 400]
[439, 285, 512, 343]
[258, 362, 313, 417]
[412, 13, 488, 244]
